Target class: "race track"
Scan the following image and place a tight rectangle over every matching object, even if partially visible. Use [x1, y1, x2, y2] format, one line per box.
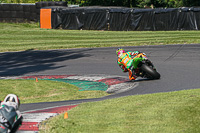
[1, 44, 200, 112]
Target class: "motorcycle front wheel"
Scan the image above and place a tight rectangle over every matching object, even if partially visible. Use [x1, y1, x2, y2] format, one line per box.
[141, 64, 160, 79]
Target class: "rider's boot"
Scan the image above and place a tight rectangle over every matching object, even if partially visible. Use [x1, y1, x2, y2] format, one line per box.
[129, 65, 137, 80]
[128, 69, 136, 80]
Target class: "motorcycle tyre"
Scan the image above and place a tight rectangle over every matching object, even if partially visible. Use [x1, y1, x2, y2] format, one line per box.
[141, 64, 160, 79]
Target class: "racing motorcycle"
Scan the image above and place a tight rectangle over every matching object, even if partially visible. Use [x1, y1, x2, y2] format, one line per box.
[132, 53, 160, 80]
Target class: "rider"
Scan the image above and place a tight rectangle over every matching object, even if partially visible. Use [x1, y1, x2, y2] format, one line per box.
[116, 48, 141, 80]
[0, 94, 23, 133]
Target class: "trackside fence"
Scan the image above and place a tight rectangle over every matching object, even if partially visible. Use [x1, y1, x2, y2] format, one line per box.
[0, 2, 200, 31]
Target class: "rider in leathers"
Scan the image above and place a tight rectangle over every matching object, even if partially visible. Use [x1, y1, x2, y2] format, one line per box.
[116, 48, 141, 80]
[0, 94, 23, 133]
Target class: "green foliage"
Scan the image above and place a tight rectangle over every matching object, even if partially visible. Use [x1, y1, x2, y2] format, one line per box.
[164, 0, 183, 8]
[182, 0, 200, 7]
[84, 0, 199, 7]
[0, 0, 35, 3]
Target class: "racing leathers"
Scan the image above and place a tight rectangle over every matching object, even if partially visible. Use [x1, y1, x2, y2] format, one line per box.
[117, 51, 140, 80]
[0, 101, 23, 133]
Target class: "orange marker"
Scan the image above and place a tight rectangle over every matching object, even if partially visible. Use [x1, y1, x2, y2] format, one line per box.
[36, 77, 38, 82]
[64, 112, 68, 119]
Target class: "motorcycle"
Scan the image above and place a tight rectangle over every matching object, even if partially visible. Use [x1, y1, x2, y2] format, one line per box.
[132, 53, 160, 80]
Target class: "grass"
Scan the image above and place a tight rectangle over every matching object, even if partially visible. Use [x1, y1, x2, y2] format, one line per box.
[0, 79, 108, 103]
[0, 23, 200, 52]
[40, 88, 200, 133]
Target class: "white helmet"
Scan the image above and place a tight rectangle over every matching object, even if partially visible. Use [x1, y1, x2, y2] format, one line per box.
[3, 94, 20, 110]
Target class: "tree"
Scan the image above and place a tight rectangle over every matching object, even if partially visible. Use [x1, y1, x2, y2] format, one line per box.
[182, 0, 200, 7]
[83, 0, 200, 7]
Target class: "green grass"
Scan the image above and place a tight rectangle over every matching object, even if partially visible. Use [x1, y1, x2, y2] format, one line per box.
[0, 23, 200, 52]
[0, 79, 108, 103]
[40, 88, 200, 133]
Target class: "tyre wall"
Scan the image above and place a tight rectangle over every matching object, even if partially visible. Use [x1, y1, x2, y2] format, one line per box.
[1, 3, 200, 31]
[49, 6, 200, 31]
[0, 1, 67, 23]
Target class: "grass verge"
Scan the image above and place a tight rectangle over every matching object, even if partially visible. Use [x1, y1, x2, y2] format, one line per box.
[40, 88, 200, 133]
[0, 23, 200, 52]
[0, 79, 108, 103]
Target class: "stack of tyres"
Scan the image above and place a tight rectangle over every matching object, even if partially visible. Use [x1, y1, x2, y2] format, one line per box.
[35, 1, 68, 22]
[11, 4, 24, 22]
[0, 4, 3, 22]
[0, 1, 67, 23]
[23, 4, 38, 22]
[0, 4, 28, 22]
[35, 1, 67, 9]
[55, 1, 68, 6]
[0, 4, 10, 22]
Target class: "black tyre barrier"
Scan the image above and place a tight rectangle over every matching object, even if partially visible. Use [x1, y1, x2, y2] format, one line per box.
[23, 12, 38, 22]
[30, 5, 37, 13]
[36, 14, 40, 21]
[23, 5, 36, 13]
[36, 9, 40, 14]
[0, 3, 39, 22]
[29, 13, 37, 21]
[35, 1, 67, 9]
[24, 12, 31, 20]
[11, 4, 23, 11]
[23, 5, 31, 12]
[55, 1, 67, 6]
[0, 4, 3, 11]
[0, 11, 10, 18]
[16, 11, 24, 18]
[0, 11, 24, 18]
[10, 11, 17, 18]
[0, 11, 4, 18]
[0, 18, 24, 23]
[41, 2, 48, 8]
[48, 1, 56, 6]
[1, 4, 11, 11]
[35, 2, 42, 9]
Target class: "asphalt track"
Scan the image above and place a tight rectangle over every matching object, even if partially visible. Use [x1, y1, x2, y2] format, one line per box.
[1, 44, 200, 112]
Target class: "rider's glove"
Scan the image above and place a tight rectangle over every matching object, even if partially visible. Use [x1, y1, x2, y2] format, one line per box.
[131, 52, 136, 55]
[132, 51, 140, 56]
